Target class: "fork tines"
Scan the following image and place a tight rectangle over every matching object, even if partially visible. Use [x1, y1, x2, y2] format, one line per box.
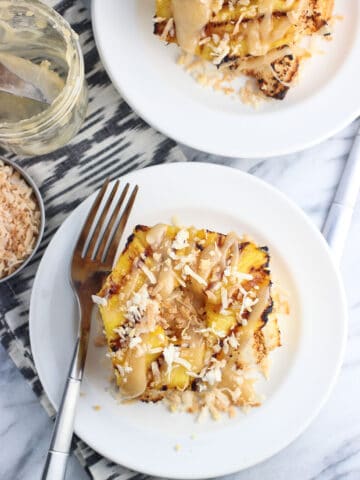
[75, 179, 138, 266]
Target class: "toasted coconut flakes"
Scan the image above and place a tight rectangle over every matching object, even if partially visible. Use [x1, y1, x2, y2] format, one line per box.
[183, 265, 207, 286]
[153, 252, 162, 262]
[124, 284, 150, 322]
[223, 333, 239, 354]
[229, 406, 237, 418]
[234, 271, 254, 282]
[197, 405, 209, 423]
[129, 336, 142, 349]
[199, 36, 211, 45]
[163, 344, 192, 374]
[168, 249, 177, 260]
[197, 326, 227, 338]
[151, 361, 161, 381]
[223, 266, 231, 277]
[173, 271, 186, 287]
[153, 16, 166, 23]
[220, 287, 229, 311]
[182, 390, 195, 411]
[205, 290, 217, 302]
[228, 334, 239, 348]
[240, 80, 266, 108]
[203, 368, 222, 385]
[163, 343, 177, 375]
[212, 282, 221, 291]
[148, 347, 164, 354]
[172, 229, 189, 250]
[161, 17, 174, 41]
[233, 13, 245, 36]
[0, 160, 40, 278]
[243, 295, 259, 312]
[92, 295, 108, 307]
[116, 364, 133, 377]
[220, 386, 241, 402]
[140, 263, 157, 284]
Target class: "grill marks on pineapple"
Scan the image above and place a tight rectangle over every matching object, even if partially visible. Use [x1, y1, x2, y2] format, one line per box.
[106, 281, 120, 296]
[247, 52, 299, 99]
[154, 0, 334, 99]
[261, 297, 274, 325]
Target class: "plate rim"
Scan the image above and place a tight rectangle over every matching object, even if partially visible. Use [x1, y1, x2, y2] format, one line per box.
[91, 0, 360, 159]
[29, 162, 348, 478]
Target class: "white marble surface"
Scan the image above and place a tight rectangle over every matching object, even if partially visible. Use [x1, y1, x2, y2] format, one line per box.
[1, 119, 360, 480]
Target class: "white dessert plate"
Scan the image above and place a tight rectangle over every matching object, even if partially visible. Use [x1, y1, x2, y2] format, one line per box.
[30, 163, 347, 478]
[91, 0, 360, 158]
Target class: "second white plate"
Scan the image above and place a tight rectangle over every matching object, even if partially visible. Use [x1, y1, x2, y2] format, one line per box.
[92, 0, 360, 158]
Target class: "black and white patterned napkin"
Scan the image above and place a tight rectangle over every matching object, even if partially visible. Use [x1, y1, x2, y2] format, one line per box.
[0, 1, 186, 478]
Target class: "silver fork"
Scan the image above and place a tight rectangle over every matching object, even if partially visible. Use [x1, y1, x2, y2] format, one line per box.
[41, 179, 138, 480]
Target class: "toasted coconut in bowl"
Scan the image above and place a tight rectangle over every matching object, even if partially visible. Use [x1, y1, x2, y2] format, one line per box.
[0, 157, 45, 283]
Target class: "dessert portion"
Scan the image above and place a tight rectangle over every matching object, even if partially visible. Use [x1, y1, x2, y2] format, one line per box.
[95, 224, 283, 418]
[0, 160, 41, 279]
[154, 0, 334, 100]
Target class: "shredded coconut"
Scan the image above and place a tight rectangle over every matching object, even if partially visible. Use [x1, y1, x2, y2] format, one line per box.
[233, 272, 254, 282]
[172, 229, 189, 250]
[140, 263, 157, 284]
[116, 364, 133, 377]
[203, 367, 222, 385]
[163, 344, 192, 375]
[129, 336, 142, 349]
[183, 264, 207, 286]
[220, 287, 229, 311]
[92, 295, 108, 307]
[161, 17, 174, 40]
[125, 285, 150, 322]
[151, 361, 161, 382]
[0, 160, 41, 278]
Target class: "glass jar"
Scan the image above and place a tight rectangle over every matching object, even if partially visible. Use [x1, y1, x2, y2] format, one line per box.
[0, 0, 88, 156]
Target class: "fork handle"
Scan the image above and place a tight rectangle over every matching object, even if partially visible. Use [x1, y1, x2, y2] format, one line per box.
[41, 339, 81, 480]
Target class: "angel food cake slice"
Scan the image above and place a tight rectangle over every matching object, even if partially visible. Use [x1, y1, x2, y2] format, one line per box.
[95, 224, 283, 418]
[154, 0, 334, 100]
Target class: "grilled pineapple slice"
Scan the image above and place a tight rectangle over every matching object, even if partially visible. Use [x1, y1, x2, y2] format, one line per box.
[154, 0, 334, 99]
[97, 224, 281, 413]
[156, 0, 300, 26]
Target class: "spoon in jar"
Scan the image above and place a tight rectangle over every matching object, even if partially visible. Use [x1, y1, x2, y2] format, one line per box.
[0, 62, 50, 104]
[0, 53, 64, 105]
